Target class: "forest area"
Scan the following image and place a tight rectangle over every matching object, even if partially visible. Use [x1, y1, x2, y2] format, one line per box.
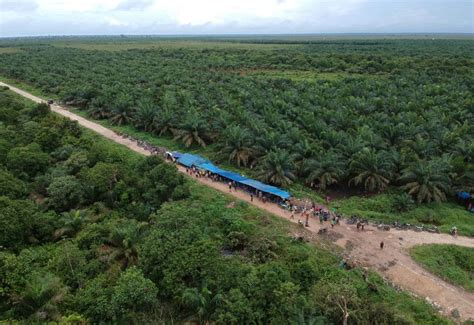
[0, 86, 454, 323]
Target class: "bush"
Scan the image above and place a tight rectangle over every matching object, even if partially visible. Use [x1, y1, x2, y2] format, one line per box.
[6, 143, 50, 179]
[47, 175, 84, 212]
[391, 192, 415, 212]
[0, 169, 27, 199]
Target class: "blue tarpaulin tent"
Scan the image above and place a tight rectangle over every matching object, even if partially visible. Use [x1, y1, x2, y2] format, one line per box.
[458, 192, 471, 200]
[176, 153, 291, 199]
[195, 162, 291, 200]
[177, 153, 210, 168]
[197, 162, 224, 174]
[240, 179, 291, 200]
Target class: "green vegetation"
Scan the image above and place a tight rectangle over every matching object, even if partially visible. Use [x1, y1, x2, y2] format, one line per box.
[0, 36, 472, 206]
[411, 244, 474, 292]
[0, 86, 450, 323]
[333, 193, 474, 236]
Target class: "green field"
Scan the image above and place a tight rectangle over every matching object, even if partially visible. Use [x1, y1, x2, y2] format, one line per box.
[411, 244, 474, 292]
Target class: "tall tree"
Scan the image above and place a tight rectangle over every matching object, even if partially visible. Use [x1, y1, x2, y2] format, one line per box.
[303, 152, 346, 190]
[349, 148, 393, 192]
[173, 110, 211, 148]
[181, 286, 222, 325]
[399, 158, 452, 204]
[258, 150, 295, 187]
[98, 221, 145, 270]
[220, 126, 254, 167]
[133, 98, 157, 132]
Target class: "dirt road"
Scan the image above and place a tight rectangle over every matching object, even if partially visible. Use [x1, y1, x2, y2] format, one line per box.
[2, 81, 474, 321]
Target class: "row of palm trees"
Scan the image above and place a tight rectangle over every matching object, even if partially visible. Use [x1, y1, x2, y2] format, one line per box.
[83, 93, 472, 204]
[2, 43, 470, 205]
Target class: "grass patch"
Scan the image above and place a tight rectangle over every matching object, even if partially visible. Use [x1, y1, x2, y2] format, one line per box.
[410, 244, 474, 292]
[333, 193, 474, 236]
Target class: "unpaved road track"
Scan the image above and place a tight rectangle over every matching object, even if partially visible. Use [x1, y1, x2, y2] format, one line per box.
[2, 81, 474, 321]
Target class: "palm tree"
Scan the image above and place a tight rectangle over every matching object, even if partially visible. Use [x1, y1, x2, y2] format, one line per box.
[380, 123, 407, 148]
[52, 210, 88, 241]
[152, 107, 176, 136]
[173, 111, 211, 148]
[349, 148, 393, 192]
[110, 105, 133, 126]
[88, 97, 110, 119]
[133, 98, 157, 132]
[452, 138, 474, 163]
[258, 150, 295, 187]
[110, 94, 134, 126]
[98, 222, 145, 270]
[399, 158, 452, 204]
[292, 139, 316, 176]
[220, 126, 254, 167]
[303, 152, 346, 190]
[337, 137, 365, 160]
[254, 131, 291, 161]
[13, 272, 68, 321]
[181, 286, 222, 325]
[403, 134, 437, 160]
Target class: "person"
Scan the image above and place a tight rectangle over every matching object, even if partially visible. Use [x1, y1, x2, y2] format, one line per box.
[250, 194, 254, 202]
[356, 221, 361, 231]
[380, 241, 384, 249]
[319, 214, 324, 224]
[451, 226, 458, 237]
[228, 182, 232, 192]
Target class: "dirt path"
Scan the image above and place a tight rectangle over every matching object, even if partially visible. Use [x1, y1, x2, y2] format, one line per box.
[2, 81, 474, 321]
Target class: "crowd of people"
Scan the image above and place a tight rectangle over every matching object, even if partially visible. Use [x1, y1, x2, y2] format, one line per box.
[115, 130, 459, 244]
[183, 165, 277, 204]
[116, 132, 167, 155]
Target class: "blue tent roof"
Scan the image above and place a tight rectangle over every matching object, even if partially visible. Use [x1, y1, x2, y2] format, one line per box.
[458, 191, 471, 200]
[176, 154, 291, 199]
[197, 162, 222, 174]
[196, 162, 291, 199]
[196, 162, 247, 182]
[171, 151, 182, 159]
[177, 153, 210, 168]
[239, 179, 291, 199]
